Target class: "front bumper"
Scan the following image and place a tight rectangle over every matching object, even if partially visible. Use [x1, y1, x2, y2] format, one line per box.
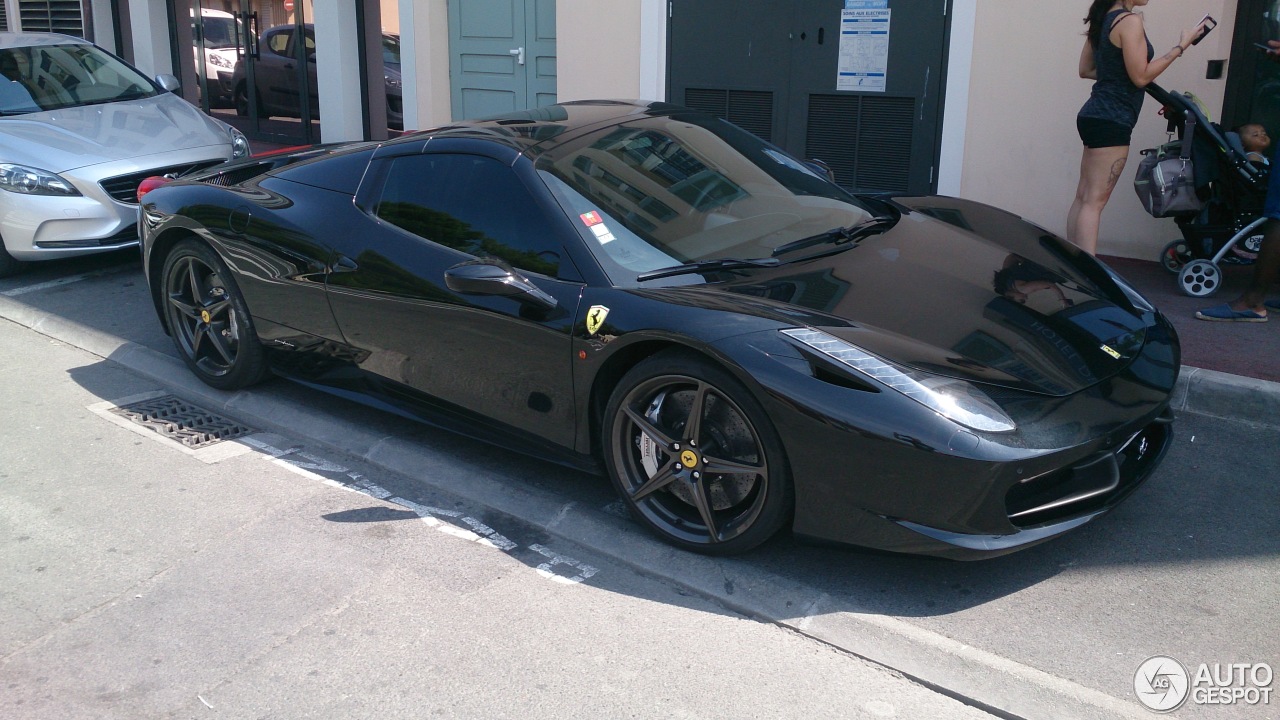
[0, 147, 229, 261]
[712, 317, 1180, 559]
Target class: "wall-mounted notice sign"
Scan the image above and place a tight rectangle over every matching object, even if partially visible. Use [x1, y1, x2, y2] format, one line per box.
[837, 0, 891, 92]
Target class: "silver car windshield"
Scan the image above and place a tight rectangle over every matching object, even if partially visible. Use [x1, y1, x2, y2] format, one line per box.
[0, 44, 158, 115]
[536, 115, 873, 281]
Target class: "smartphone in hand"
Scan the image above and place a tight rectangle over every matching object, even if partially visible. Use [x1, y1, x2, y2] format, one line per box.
[1192, 14, 1217, 45]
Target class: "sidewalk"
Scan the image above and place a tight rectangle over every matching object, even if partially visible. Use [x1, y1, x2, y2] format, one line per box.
[1103, 255, 1280, 385]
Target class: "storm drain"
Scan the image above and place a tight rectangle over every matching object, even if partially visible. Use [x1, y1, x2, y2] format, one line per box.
[108, 395, 254, 449]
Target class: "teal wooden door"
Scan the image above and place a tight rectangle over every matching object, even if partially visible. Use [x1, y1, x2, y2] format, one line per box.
[448, 0, 556, 120]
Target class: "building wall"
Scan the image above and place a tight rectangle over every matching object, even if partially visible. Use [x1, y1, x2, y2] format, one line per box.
[960, 0, 1239, 259]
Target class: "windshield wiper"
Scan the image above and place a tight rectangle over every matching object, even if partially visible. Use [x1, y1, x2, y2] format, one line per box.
[769, 215, 897, 257]
[635, 256, 781, 282]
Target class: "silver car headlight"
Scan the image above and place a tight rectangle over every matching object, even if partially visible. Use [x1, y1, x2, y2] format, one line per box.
[781, 328, 1017, 433]
[229, 127, 251, 159]
[208, 53, 234, 69]
[0, 163, 81, 196]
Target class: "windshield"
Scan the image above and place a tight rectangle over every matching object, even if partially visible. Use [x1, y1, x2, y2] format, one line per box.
[382, 34, 401, 65]
[0, 44, 158, 115]
[536, 113, 874, 283]
[200, 16, 242, 50]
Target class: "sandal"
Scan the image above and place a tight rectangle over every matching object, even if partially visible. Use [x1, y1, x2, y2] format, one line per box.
[1195, 303, 1268, 322]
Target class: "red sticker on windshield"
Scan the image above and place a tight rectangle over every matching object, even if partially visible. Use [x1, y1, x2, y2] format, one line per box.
[580, 211, 603, 226]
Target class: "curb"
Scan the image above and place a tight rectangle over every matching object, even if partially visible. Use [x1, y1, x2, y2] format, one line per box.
[2, 293, 1272, 720]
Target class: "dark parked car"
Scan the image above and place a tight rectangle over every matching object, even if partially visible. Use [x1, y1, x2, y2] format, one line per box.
[232, 26, 402, 130]
[138, 101, 1179, 558]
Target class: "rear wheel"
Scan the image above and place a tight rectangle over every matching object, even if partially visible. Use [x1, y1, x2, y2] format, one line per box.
[1159, 239, 1192, 274]
[161, 239, 268, 390]
[603, 351, 792, 555]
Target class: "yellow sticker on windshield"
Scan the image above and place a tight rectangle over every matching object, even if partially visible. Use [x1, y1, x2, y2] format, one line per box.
[1101, 344, 1122, 359]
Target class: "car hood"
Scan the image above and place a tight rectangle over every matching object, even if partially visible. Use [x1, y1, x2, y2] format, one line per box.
[0, 91, 232, 172]
[654, 196, 1154, 396]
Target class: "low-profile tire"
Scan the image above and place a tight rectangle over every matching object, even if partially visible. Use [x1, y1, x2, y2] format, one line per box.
[602, 350, 792, 555]
[161, 239, 269, 390]
[0, 241, 25, 278]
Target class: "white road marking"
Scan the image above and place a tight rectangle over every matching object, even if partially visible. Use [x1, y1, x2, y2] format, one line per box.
[236, 437, 597, 583]
[529, 544, 599, 585]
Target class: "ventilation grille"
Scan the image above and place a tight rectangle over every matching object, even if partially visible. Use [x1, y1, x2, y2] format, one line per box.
[109, 395, 254, 449]
[18, 0, 84, 36]
[806, 94, 914, 192]
[684, 88, 774, 142]
[100, 161, 223, 204]
[0, 3, 9, 32]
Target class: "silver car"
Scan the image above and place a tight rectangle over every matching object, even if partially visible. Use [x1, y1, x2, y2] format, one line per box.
[0, 32, 250, 277]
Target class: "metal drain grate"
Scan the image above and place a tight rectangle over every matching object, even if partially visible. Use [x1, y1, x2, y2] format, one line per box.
[109, 395, 253, 449]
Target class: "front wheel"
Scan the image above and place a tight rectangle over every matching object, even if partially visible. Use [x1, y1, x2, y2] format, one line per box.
[161, 239, 268, 390]
[603, 351, 792, 555]
[1159, 239, 1192, 274]
[1179, 259, 1222, 297]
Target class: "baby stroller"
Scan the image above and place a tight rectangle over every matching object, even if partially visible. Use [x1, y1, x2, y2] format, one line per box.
[1140, 83, 1269, 297]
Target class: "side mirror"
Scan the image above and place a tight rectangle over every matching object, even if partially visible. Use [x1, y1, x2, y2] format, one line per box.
[444, 259, 558, 310]
[155, 74, 181, 93]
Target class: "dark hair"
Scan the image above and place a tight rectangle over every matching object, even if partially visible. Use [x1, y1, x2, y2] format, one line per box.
[1084, 1, 1115, 48]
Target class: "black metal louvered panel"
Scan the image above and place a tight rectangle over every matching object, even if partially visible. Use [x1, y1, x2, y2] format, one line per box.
[805, 95, 859, 189]
[684, 88, 774, 143]
[855, 96, 915, 192]
[684, 88, 728, 116]
[805, 94, 914, 193]
[19, 0, 84, 36]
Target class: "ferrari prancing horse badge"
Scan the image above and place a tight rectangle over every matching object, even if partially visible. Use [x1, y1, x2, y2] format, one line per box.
[586, 305, 610, 336]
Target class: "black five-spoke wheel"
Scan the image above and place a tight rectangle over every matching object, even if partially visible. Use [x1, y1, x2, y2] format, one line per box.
[604, 352, 791, 555]
[162, 239, 268, 390]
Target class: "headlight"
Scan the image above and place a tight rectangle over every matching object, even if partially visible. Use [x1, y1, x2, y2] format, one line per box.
[0, 164, 81, 196]
[229, 127, 250, 159]
[781, 328, 1017, 433]
[208, 53, 233, 69]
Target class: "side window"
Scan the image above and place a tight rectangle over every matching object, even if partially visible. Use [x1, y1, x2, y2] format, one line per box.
[268, 30, 291, 56]
[373, 154, 561, 277]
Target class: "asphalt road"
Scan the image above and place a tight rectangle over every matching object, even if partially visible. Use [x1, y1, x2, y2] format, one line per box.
[2, 249, 1277, 719]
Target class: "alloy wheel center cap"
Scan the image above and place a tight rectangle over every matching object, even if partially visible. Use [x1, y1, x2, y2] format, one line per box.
[679, 449, 700, 469]
[200, 309, 212, 324]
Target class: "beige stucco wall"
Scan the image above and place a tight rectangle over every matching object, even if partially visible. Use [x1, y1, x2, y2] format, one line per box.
[960, 1, 1238, 259]
[557, 0, 644, 100]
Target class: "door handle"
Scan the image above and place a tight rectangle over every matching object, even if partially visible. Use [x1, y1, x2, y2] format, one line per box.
[331, 255, 359, 273]
[509, 47, 525, 65]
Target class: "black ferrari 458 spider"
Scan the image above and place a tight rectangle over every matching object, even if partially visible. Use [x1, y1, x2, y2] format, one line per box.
[138, 101, 1179, 558]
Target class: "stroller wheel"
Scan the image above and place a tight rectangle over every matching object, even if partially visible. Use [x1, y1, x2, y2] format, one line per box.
[1159, 239, 1193, 274]
[1178, 259, 1222, 297]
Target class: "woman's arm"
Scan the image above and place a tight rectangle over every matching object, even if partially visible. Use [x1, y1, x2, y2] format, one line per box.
[1115, 13, 1204, 87]
[1079, 37, 1097, 79]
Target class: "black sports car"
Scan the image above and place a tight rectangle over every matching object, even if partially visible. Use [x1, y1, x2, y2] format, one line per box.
[138, 101, 1179, 559]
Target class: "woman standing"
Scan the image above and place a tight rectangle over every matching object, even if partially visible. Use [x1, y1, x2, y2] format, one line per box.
[1068, 1, 1208, 255]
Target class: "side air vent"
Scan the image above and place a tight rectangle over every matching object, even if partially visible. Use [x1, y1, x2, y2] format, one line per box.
[684, 88, 774, 143]
[18, 0, 83, 36]
[806, 94, 914, 192]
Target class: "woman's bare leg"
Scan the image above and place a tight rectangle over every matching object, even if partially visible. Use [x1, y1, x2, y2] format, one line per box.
[1067, 145, 1129, 255]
